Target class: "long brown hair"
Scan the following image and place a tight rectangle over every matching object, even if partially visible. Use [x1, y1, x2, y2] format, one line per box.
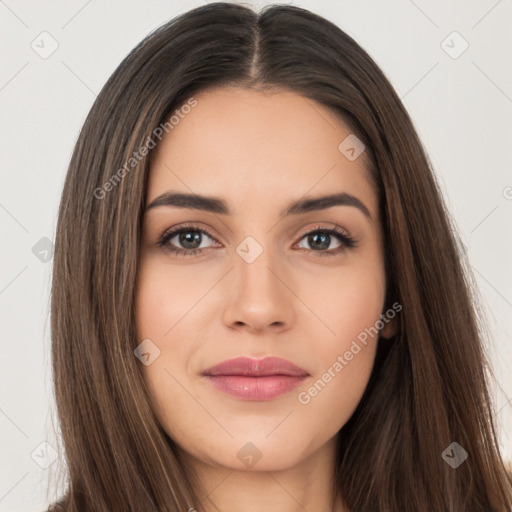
[48, 2, 512, 510]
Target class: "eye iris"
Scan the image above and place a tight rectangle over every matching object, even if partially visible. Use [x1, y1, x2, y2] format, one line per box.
[179, 230, 202, 249]
[309, 232, 330, 250]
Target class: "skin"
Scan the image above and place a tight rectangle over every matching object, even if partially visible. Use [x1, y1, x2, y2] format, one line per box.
[135, 86, 396, 512]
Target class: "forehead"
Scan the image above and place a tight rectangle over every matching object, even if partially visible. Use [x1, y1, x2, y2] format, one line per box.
[147, 87, 376, 217]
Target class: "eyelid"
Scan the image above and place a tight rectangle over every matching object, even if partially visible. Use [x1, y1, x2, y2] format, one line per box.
[157, 222, 220, 247]
[295, 223, 351, 240]
[157, 222, 357, 255]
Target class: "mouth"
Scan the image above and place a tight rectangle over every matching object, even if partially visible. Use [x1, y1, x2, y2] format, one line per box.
[202, 356, 309, 401]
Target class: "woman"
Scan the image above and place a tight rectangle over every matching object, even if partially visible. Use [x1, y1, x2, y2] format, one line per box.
[48, 2, 512, 510]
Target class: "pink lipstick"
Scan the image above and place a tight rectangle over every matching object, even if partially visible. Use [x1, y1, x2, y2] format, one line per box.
[202, 356, 309, 401]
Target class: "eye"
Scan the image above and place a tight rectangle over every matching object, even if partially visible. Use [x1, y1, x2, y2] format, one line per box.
[157, 223, 357, 258]
[157, 224, 220, 257]
[294, 225, 356, 257]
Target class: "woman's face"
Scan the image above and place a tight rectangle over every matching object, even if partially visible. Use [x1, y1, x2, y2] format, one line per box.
[135, 86, 392, 472]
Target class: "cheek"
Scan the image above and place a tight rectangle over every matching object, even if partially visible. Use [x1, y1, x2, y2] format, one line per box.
[134, 256, 220, 406]
[292, 261, 385, 423]
[303, 253, 386, 345]
[134, 265, 199, 438]
[134, 257, 213, 351]
[134, 263, 198, 390]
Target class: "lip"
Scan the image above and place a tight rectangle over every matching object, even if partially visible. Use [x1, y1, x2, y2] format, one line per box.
[202, 356, 309, 401]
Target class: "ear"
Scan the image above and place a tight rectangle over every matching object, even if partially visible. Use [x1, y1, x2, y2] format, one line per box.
[380, 316, 398, 339]
[379, 295, 402, 339]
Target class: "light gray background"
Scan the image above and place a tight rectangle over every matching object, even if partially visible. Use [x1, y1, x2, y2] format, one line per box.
[1, 1, 511, 510]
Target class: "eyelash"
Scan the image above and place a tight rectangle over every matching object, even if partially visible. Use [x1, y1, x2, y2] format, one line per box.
[156, 223, 357, 258]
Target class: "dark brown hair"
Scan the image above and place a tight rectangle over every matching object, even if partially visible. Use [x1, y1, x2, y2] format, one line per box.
[48, 2, 512, 510]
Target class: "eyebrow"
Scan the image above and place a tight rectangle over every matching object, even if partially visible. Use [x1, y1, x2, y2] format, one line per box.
[146, 191, 372, 219]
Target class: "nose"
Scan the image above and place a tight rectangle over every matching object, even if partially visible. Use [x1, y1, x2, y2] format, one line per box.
[221, 240, 295, 334]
